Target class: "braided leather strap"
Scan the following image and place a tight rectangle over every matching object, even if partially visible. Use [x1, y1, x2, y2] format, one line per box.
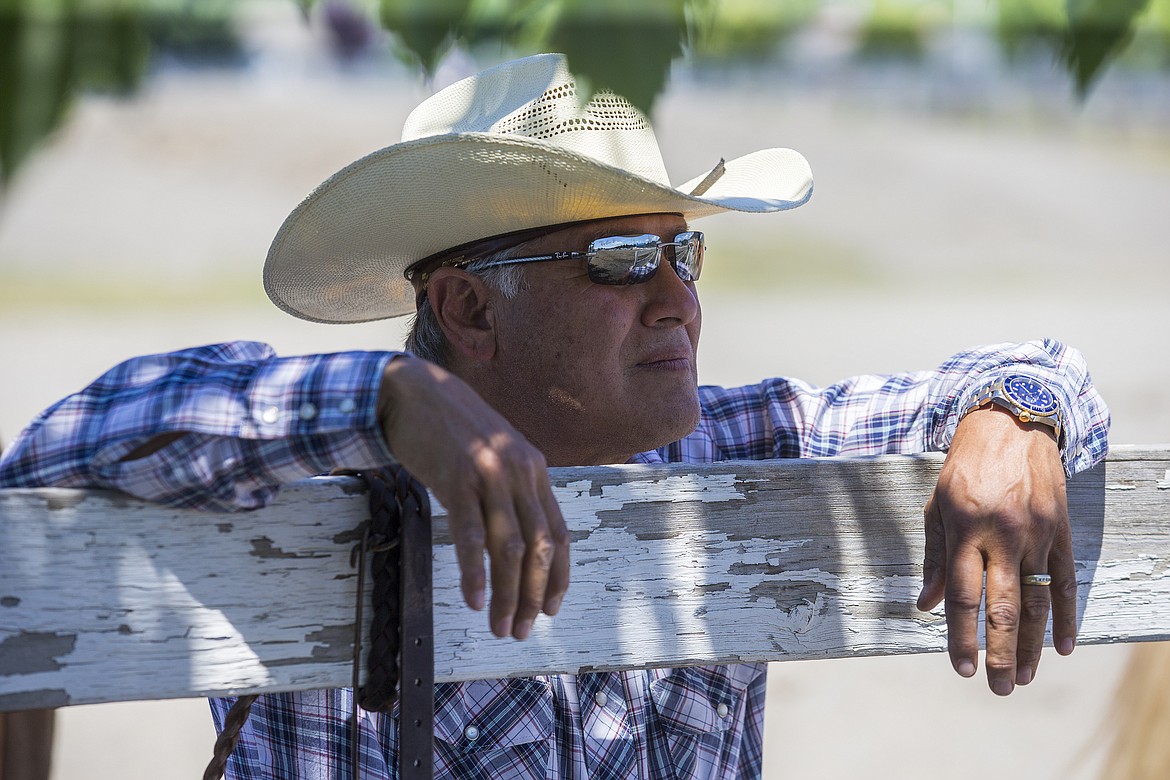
[358, 467, 404, 711]
[202, 694, 258, 780]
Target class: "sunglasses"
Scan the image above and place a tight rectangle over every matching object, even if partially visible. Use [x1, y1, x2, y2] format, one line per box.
[454, 231, 705, 285]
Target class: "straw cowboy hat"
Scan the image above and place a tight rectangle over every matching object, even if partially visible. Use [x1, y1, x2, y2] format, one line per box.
[264, 53, 814, 323]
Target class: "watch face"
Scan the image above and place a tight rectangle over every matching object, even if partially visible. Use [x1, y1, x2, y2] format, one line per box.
[1003, 375, 1059, 416]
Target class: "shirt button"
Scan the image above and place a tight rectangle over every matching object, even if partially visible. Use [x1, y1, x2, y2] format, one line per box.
[716, 703, 729, 718]
[463, 725, 479, 742]
[593, 692, 608, 708]
[338, 399, 357, 414]
[298, 402, 318, 421]
[258, 406, 280, 425]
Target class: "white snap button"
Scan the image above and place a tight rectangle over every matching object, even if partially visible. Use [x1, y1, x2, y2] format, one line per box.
[593, 691, 608, 708]
[259, 406, 280, 425]
[298, 402, 318, 421]
[338, 399, 357, 414]
[716, 703, 729, 718]
[463, 725, 479, 741]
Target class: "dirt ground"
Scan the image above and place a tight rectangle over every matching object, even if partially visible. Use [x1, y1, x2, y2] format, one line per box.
[1, 10, 1168, 779]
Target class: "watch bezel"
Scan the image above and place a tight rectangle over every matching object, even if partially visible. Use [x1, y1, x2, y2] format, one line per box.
[1000, 374, 1060, 420]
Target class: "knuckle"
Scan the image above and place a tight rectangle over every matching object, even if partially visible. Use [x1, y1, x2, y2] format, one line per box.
[987, 508, 1031, 537]
[946, 592, 983, 615]
[518, 588, 544, 612]
[494, 534, 527, 564]
[548, 520, 570, 547]
[1020, 597, 1050, 625]
[528, 535, 556, 568]
[471, 447, 504, 477]
[984, 601, 1021, 632]
[1053, 578, 1079, 602]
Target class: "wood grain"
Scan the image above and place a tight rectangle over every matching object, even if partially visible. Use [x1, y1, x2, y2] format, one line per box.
[0, 447, 1166, 711]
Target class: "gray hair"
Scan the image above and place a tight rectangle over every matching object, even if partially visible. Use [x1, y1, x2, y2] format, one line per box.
[404, 245, 533, 367]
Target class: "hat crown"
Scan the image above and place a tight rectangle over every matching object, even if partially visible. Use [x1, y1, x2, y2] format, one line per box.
[401, 53, 671, 185]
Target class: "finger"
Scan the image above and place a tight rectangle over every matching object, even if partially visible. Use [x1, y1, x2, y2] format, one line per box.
[540, 480, 570, 617]
[1015, 551, 1053, 686]
[917, 491, 947, 611]
[945, 543, 986, 680]
[983, 558, 1024, 696]
[511, 487, 555, 641]
[1048, 506, 1078, 656]
[483, 488, 526, 639]
[446, 494, 487, 612]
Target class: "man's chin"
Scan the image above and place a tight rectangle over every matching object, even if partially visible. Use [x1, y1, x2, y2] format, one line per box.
[634, 399, 702, 454]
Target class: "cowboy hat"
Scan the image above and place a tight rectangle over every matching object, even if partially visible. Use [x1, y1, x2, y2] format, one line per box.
[264, 53, 813, 323]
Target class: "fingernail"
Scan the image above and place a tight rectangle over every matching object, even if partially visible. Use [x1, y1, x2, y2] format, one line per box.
[514, 619, 533, 641]
[957, 659, 976, 678]
[544, 595, 562, 616]
[1016, 666, 1033, 686]
[992, 679, 1014, 697]
[1058, 638, 1075, 655]
[494, 616, 512, 638]
[470, 591, 485, 611]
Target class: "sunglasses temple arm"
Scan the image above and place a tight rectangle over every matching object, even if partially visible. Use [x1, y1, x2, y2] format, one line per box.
[473, 252, 586, 270]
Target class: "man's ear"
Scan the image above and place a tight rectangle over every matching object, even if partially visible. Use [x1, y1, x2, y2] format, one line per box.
[426, 269, 498, 361]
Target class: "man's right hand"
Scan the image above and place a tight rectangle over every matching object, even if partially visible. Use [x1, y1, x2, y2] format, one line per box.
[376, 355, 570, 640]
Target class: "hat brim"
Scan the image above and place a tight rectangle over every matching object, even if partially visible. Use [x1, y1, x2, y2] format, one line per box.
[264, 133, 813, 323]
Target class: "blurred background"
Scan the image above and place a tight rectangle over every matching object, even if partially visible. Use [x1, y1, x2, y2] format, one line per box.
[1, 0, 1168, 778]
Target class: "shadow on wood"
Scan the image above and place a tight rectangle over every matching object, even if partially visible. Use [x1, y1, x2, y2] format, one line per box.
[0, 447, 1166, 713]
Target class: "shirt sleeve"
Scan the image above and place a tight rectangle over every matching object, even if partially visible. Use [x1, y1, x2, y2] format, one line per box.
[681, 338, 1109, 477]
[0, 341, 398, 511]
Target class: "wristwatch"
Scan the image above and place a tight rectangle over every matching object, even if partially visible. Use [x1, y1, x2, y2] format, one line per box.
[961, 374, 1063, 443]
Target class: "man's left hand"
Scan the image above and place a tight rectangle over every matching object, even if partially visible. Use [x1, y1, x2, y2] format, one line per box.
[916, 405, 1074, 696]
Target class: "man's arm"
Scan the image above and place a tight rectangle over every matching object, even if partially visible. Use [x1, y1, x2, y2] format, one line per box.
[919, 406, 1071, 695]
[915, 339, 1108, 695]
[688, 337, 1109, 692]
[0, 341, 568, 641]
[0, 342, 395, 509]
[375, 355, 569, 640]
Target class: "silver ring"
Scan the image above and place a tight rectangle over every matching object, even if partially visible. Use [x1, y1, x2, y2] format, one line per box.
[1021, 574, 1052, 587]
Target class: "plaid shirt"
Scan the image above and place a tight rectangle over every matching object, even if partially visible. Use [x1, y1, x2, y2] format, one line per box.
[0, 338, 1109, 779]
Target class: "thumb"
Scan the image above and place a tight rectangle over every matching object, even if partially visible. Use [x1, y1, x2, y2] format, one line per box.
[917, 490, 947, 611]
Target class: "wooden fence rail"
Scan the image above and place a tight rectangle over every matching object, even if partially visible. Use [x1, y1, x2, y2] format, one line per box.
[1, 446, 1167, 712]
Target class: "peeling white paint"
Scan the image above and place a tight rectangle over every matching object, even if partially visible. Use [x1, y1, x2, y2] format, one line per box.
[0, 451, 1168, 709]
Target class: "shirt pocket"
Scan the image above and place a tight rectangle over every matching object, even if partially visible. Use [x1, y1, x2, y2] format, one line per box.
[428, 678, 555, 779]
[649, 664, 762, 780]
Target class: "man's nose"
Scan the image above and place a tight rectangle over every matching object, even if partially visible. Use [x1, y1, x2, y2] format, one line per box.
[641, 256, 700, 327]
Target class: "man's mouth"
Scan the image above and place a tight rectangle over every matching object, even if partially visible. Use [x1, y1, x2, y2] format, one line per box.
[636, 352, 693, 371]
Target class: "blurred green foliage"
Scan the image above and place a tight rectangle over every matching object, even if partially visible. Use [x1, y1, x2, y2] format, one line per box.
[1, 0, 1168, 187]
[0, 0, 239, 185]
[1064, 0, 1156, 94]
[856, 0, 938, 60]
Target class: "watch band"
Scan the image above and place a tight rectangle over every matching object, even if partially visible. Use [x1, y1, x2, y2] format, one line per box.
[961, 374, 1064, 443]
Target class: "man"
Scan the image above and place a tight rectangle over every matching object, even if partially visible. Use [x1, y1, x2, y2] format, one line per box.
[0, 54, 1109, 778]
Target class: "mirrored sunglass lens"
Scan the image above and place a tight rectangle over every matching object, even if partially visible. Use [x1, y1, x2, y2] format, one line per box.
[587, 238, 661, 284]
[671, 233, 703, 282]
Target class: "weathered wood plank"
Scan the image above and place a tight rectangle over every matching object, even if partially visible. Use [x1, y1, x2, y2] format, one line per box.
[0, 447, 1167, 711]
